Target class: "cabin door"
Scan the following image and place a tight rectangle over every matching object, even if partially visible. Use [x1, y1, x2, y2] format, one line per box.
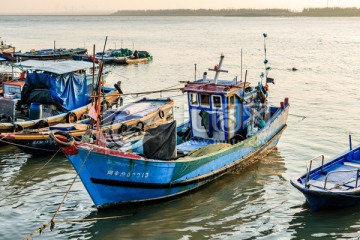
[227, 95, 240, 140]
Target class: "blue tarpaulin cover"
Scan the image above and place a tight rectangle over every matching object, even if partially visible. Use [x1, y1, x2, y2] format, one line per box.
[25, 72, 89, 111]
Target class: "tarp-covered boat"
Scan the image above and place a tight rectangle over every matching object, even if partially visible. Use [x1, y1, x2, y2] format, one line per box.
[290, 137, 360, 211]
[52, 49, 289, 208]
[75, 49, 153, 65]
[0, 60, 120, 132]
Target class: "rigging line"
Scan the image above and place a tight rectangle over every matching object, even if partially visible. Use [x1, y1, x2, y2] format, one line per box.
[0, 149, 61, 203]
[110, 72, 130, 80]
[89, 88, 181, 99]
[23, 146, 93, 240]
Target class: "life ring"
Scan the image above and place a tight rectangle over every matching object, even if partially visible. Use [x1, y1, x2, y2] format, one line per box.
[37, 119, 49, 129]
[13, 124, 23, 132]
[66, 112, 77, 123]
[49, 130, 75, 147]
[119, 124, 128, 133]
[136, 121, 145, 131]
[158, 110, 165, 119]
[101, 100, 111, 111]
[79, 113, 89, 120]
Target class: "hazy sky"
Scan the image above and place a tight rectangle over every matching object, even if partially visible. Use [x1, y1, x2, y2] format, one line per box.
[1, 0, 360, 14]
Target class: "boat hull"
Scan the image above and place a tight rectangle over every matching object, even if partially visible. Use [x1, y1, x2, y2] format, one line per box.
[291, 182, 360, 211]
[63, 104, 289, 208]
[290, 144, 360, 211]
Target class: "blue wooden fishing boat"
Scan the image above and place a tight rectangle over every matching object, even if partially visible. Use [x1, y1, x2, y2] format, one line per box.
[52, 50, 289, 208]
[290, 136, 360, 211]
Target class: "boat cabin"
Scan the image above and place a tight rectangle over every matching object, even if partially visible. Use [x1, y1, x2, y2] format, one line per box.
[182, 55, 269, 143]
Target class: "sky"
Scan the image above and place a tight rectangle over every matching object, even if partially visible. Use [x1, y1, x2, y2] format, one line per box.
[1, 0, 360, 14]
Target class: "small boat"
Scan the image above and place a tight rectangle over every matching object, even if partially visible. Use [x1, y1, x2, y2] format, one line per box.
[52, 49, 289, 208]
[0, 60, 121, 132]
[0, 38, 16, 59]
[121, 50, 153, 65]
[290, 136, 360, 211]
[75, 49, 153, 65]
[0, 98, 174, 154]
[75, 48, 134, 64]
[9, 48, 87, 61]
[123, 56, 152, 64]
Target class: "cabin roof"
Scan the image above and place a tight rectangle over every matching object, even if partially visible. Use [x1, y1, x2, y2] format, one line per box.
[182, 81, 250, 95]
[14, 60, 98, 75]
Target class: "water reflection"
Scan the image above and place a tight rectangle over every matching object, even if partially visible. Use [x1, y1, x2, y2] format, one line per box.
[289, 204, 360, 239]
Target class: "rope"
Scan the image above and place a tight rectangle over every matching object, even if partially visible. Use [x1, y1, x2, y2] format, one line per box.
[55, 214, 132, 223]
[0, 149, 60, 203]
[24, 146, 93, 240]
[23, 214, 132, 240]
[111, 72, 130, 80]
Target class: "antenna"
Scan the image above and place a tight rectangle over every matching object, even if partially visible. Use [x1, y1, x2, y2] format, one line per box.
[194, 64, 197, 81]
[241, 48, 243, 82]
[208, 54, 228, 84]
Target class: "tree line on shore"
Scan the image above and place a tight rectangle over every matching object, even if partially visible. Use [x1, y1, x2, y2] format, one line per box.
[112, 7, 360, 17]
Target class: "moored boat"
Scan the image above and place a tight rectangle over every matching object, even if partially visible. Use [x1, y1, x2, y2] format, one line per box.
[52, 47, 289, 208]
[290, 136, 360, 211]
[75, 48, 153, 65]
[10, 48, 87, 61]
[0, 60, 120, 132]
[0, 98, 174, 154]
[0, 38, 16, 59]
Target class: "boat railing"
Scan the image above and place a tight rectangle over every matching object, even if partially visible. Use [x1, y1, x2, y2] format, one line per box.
[323, 169, 360, 190]
[305, 155, 324, 188]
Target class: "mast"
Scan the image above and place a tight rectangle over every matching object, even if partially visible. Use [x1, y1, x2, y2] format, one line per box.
[208, 54, 228, 84]
[91, 44, 95, 105]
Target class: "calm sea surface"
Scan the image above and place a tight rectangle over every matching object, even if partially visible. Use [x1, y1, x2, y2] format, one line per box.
[1, 16, 360, 239]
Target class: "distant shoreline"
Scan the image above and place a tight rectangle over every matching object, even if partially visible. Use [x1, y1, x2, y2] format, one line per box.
[111, 8, 360, 17]
[2, 7, 360, 17]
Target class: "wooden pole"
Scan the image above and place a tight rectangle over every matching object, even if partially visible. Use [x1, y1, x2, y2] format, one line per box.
[91, 44, 95, 105]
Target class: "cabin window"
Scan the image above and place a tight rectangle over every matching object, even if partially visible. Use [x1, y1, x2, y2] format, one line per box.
[200, 94, 210, 107]
[189, 93, 198, 106]
[212, 95, 222, 109]
[229, 95, 235, 106]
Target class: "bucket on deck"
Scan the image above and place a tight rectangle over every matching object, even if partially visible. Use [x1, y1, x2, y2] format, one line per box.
[29, 103, 42, 120]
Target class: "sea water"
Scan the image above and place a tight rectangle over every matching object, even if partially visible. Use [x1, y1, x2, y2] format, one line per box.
[1, 16, 360, 239]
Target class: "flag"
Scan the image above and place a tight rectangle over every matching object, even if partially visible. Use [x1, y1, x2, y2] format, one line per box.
[266, 78, 275, 84]
[88, 105, 98, 120]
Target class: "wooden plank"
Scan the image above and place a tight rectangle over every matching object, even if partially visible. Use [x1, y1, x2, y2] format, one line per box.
[343, 162, 360, 168]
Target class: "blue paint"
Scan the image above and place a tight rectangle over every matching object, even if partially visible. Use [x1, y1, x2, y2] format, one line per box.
[64, 105, 289, 208]
[291, 144, 360, 211]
